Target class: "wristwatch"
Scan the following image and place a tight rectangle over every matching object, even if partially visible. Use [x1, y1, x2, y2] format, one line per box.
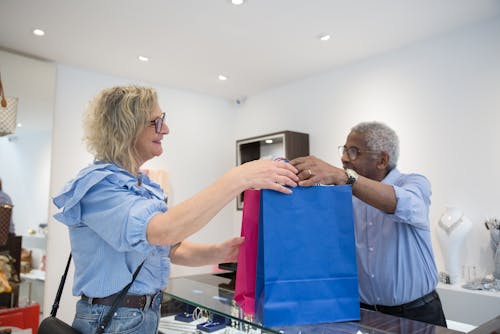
[345, 168, 358, 185]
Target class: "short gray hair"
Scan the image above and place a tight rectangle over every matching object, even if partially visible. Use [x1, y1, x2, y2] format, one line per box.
[351, 121, 399, 169]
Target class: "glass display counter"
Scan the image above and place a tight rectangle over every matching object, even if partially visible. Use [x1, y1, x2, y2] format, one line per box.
[163, 273, 462, 334]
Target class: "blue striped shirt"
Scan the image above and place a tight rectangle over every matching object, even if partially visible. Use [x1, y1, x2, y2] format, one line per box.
[53, 162, 171, 297]
[354, 168, 438, 306]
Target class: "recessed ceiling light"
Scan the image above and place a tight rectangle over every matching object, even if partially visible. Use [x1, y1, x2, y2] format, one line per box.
[138, 55, 149, 62]
[32, 29, 45, 36]
[231, 0, 246, 5]
[218, 75, 228, 81]
[265, 139, 273, 144]
[319, 34, 331, 41]
[17, 123, 22, 128]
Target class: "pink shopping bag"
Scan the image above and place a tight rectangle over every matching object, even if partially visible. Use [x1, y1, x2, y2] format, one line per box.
[234, 189, 260, 314]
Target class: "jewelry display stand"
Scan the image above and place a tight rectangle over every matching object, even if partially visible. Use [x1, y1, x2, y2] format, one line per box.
[493, 230, 500, 280]
[484, 219, 500, 280]
[436, 206, 472, 284]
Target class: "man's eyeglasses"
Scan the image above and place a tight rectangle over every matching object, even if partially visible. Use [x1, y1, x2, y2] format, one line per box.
[338, 145, 380, 161]
[150, 113, 166, 134]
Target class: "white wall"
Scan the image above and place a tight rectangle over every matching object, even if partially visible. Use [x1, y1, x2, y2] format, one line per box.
[0, 50, 55, 236]
[45, 65, 237, 321]
[233, 17, 500, 324]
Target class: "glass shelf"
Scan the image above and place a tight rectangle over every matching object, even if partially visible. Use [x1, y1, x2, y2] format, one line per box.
[164, 274, 460, 334]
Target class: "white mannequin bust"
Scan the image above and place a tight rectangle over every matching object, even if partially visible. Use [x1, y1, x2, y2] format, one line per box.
[436, 206, 472, 284]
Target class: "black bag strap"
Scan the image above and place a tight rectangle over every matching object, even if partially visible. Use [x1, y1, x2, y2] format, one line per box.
[50, 253, 73, 317]
[50, 253, 145, 334]
[95, 261, 145, 334]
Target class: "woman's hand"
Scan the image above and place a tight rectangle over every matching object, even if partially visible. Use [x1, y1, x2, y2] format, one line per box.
[234, 159, 299, 194]
[213, 237, 245, 263]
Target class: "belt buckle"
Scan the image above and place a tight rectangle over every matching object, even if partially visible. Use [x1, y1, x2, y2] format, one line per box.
[143, 295, 152, 310]
[144, 292, 162, 310]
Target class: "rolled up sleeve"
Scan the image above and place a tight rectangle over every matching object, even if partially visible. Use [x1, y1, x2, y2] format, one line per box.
[391, 174, 431, 230]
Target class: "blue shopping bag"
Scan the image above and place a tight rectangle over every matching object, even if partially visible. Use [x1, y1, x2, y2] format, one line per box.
[255, 186, 360, 327]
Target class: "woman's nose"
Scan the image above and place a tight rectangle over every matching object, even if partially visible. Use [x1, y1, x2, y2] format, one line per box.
[161, 122, 170, 135]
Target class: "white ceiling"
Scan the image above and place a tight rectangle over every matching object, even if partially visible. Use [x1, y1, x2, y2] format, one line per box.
[1, 0, 500, 102]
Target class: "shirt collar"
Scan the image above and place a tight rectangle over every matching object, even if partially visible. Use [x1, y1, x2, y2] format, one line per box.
[381, 168, 400, 184]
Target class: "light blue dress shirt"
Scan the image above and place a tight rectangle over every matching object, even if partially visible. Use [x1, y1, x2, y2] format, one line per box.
[354, 168, 438, 306]
[53, 162, 171, 297]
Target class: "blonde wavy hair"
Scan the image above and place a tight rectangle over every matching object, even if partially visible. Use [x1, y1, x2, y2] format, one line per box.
[83, 86, 158, 174]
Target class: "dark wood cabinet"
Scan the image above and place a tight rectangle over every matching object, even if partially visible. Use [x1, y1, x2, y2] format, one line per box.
[236, 130, 309, 210]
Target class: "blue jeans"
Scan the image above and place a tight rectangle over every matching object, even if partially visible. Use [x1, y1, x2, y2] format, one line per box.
[72, 293, 162, 334]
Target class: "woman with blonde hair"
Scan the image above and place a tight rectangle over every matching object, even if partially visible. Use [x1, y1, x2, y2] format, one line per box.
[53, 86, 298, 333]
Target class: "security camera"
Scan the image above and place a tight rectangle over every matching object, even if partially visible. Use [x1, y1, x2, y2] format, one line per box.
[235, 96, 247, 105]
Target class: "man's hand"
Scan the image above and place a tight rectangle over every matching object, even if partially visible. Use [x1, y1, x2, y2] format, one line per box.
[290, 155, 346, 186]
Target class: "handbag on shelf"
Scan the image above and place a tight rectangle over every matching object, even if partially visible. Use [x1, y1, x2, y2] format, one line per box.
[255, 186, 360, 327]
[0, 204, 13, 246]
[0, 72, 18, 137]
[39, 254, 145, 334]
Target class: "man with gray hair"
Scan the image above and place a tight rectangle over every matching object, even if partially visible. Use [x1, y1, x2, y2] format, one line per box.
[291, 121, 446, 327]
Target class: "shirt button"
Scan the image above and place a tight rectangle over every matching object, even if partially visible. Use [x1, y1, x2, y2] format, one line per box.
[369, 247, 374, 252]
[368, 222, 373, 226]
[371, 274, 375, 278]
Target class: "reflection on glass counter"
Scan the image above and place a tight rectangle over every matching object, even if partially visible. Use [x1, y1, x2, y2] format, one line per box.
[163, 274, 461, 334]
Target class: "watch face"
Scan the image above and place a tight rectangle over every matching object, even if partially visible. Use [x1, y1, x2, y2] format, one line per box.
[345, 169, 357, 184]
[345, 169, 355, 184]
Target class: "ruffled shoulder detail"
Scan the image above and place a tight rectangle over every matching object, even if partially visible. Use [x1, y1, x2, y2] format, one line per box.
[53, 163, 165, 224]
[54, 163, 124, 210]
[137, 173, 166, 201]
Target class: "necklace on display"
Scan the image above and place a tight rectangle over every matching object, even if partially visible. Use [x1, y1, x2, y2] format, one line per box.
[438, 213, 464, 235]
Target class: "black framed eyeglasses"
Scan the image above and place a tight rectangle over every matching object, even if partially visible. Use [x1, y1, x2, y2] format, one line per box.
[338, 145, 380, 161]
[149, 112, 166, 134]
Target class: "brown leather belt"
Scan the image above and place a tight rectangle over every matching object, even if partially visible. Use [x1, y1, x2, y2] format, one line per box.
[81, 293, 155, 309]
